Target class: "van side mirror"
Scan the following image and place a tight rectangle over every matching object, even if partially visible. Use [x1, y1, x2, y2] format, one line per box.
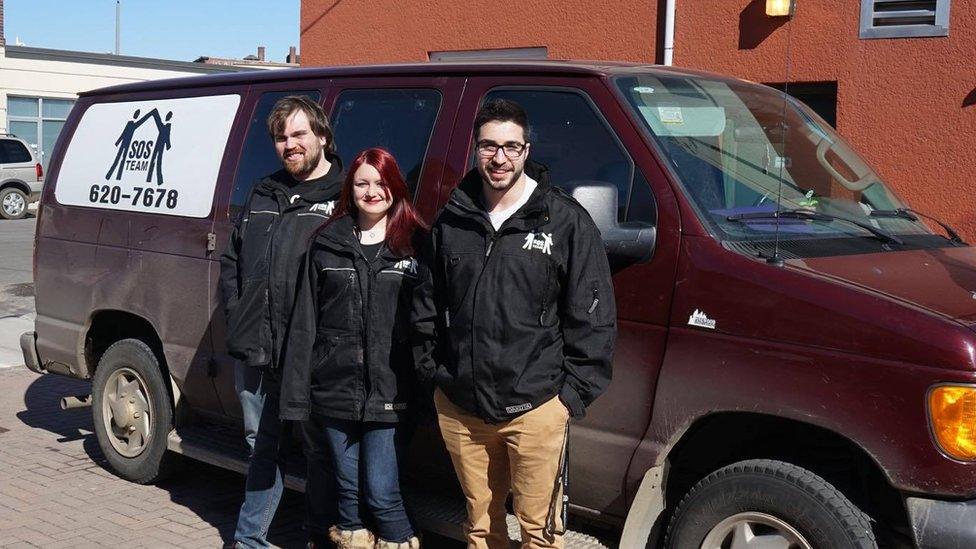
[568, 181, 656, 264]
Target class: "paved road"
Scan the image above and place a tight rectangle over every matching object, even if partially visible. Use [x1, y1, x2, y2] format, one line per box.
[0, 366, 471, 548]
[0, 366, 310, 548]
[0, 213, 35, 287]
[0, 214, 36, 369]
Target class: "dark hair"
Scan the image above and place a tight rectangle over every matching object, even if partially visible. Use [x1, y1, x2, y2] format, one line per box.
[328, 148, 427, 256]
[267, 95, 335, 154]
[473, 98, 529, 141]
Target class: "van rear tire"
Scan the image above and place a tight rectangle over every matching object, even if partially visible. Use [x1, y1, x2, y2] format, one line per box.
[664, 459, 876, 549]
[91, 339, 175, 484]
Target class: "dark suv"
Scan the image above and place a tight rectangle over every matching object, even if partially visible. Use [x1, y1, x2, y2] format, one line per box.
[22, 62, 976, 548]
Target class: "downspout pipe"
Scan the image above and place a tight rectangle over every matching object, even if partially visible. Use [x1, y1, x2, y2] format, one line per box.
[664, 0, 676, 65]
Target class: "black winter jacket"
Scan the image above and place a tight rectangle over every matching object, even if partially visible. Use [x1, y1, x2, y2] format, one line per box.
[418, 162, 616, 422]
[219, 157, 344, 368]
[279, 214, 431, 422]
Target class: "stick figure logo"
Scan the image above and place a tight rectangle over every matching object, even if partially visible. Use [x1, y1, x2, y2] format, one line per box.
[105, 108, 174, 185]
[522, 232, 554, 255]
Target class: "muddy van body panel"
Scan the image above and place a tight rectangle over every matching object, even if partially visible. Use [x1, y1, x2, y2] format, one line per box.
[654, 234, 976, 496]
[34, 86, 248, 414]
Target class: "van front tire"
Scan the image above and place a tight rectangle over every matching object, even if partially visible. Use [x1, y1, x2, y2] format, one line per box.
[665, 459, 876, 549]
[91, 339, 175, 484]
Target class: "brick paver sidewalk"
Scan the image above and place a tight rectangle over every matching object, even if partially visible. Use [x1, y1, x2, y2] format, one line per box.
[0, 367, 307, 548]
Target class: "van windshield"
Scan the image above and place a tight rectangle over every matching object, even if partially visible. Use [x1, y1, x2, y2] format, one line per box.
[615, 74, 933, 245]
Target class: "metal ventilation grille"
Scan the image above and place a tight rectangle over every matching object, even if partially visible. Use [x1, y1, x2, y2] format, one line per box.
[860, 0, 950, 39]
[872, 0, 938, 27]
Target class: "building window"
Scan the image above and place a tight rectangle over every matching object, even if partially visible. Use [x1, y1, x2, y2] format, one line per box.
[7, 96, 76, 168]
[765, 82, 838, 128]
[860, 0, 950, 39]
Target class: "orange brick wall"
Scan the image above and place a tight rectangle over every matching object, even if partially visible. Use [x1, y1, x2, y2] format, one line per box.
[301, 0, 976, 239]
[300, 0, 660, 65]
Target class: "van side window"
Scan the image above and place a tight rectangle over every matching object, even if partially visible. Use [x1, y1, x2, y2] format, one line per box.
[483, 89, 655, 223]
[330, 89, 441, 198]
[230, 91, 321, 214]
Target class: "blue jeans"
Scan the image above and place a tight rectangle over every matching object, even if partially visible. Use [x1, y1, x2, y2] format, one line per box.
[318, 418, 414, 543]
[233, 366, 284, 549]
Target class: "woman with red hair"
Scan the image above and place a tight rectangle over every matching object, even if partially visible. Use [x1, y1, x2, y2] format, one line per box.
[281, 148, 428, 548]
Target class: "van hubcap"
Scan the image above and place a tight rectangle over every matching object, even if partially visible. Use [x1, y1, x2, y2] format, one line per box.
[700, 512, 812, 549]
[101, 368, 153, 458]
[2, 192, 25, 217]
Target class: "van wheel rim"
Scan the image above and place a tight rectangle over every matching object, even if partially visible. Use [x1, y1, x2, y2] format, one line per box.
[700, 512, 812, 549]
[2, 193, 25, 217]
[101, 367, 153, 458]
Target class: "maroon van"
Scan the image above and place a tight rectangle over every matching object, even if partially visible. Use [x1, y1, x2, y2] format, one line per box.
[21, 62, 976, 548]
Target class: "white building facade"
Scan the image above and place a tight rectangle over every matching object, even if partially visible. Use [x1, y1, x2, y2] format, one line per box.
[0, 44, 246, 167]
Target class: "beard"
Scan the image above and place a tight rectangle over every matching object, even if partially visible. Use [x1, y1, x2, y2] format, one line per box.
[480, 162, 524, 193]
[282, 140, 323, 180]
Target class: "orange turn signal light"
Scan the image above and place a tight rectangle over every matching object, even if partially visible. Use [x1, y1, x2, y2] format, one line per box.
[928, 385, 976, 461]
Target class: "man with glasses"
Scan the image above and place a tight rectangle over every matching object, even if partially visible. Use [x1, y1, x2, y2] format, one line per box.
[418, 98, 616, 548]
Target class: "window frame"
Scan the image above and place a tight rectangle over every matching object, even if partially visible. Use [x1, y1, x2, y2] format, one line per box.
[859, 0, 951, 39]
[226, 89, 323, 213]
[328, 86, 444, 200]
[6, 95, 75, 167]
[479, 85, 650, 223]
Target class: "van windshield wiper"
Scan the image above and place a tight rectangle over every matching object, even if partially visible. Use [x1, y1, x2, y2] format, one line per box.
[726, 208, 904, 246]
[869, 208, 966, 245]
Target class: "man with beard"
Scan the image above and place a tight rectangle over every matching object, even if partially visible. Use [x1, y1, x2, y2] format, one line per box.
[220, 96, 343, 549]
[419, 98, 616, 548]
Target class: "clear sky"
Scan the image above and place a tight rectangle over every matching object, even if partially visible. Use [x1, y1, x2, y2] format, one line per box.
[4, 0, 300, 63]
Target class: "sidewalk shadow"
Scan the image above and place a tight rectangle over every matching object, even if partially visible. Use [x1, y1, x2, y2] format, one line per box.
[155, 459, 308, 548]
[16, 372, 95, 444]
[14, 373, 308, 547]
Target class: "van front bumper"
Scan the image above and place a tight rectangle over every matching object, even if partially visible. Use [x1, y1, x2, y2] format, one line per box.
[907, 496, 976, 548]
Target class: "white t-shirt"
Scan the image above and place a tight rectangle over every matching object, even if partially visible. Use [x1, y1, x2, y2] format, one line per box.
[487, 176, 538, 231]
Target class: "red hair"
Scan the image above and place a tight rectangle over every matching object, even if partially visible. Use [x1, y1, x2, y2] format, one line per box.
[330, 147, 427, 256]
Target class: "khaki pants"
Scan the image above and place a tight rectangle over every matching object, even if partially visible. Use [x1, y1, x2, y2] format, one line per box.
[435, 389, 569, 549]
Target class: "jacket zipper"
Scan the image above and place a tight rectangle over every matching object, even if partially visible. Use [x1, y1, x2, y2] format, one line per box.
[358, 249, 373, 420]
[588, 286, 600, 314]
[539, 264, 552, 326]
[469, 227, 498, 417]
[266, 200, 282, 363]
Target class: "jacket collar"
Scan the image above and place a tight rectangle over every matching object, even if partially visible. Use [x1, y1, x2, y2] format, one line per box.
[447, 159, 552, 232]
[315, 214, 403, 263]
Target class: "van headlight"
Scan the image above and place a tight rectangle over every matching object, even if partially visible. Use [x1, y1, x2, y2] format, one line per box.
[928, 384, 976, 461]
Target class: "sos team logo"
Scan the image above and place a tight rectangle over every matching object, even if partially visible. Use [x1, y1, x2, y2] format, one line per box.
[105, 108, 173, 185]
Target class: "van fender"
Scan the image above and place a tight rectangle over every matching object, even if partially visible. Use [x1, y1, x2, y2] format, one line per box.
[619, 465, 666, 547]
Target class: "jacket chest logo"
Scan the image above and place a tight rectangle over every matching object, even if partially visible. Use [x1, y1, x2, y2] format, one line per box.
[392, 258, 418, 275]
[522, 232, 554, 256]
[307, 200, 336, 215]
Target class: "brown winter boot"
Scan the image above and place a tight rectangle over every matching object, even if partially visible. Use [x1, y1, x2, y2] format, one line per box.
[374, 536, 420, 549]
[328, 526, 376, 549]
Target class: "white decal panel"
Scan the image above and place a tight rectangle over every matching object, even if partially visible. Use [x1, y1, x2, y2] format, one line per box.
[56, 95, 241, 218]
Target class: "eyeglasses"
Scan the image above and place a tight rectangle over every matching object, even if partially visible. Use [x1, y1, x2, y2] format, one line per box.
[476, 140, 527, 160]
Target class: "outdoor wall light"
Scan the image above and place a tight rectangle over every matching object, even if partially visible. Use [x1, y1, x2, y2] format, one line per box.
[765, 0, 795, 17]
